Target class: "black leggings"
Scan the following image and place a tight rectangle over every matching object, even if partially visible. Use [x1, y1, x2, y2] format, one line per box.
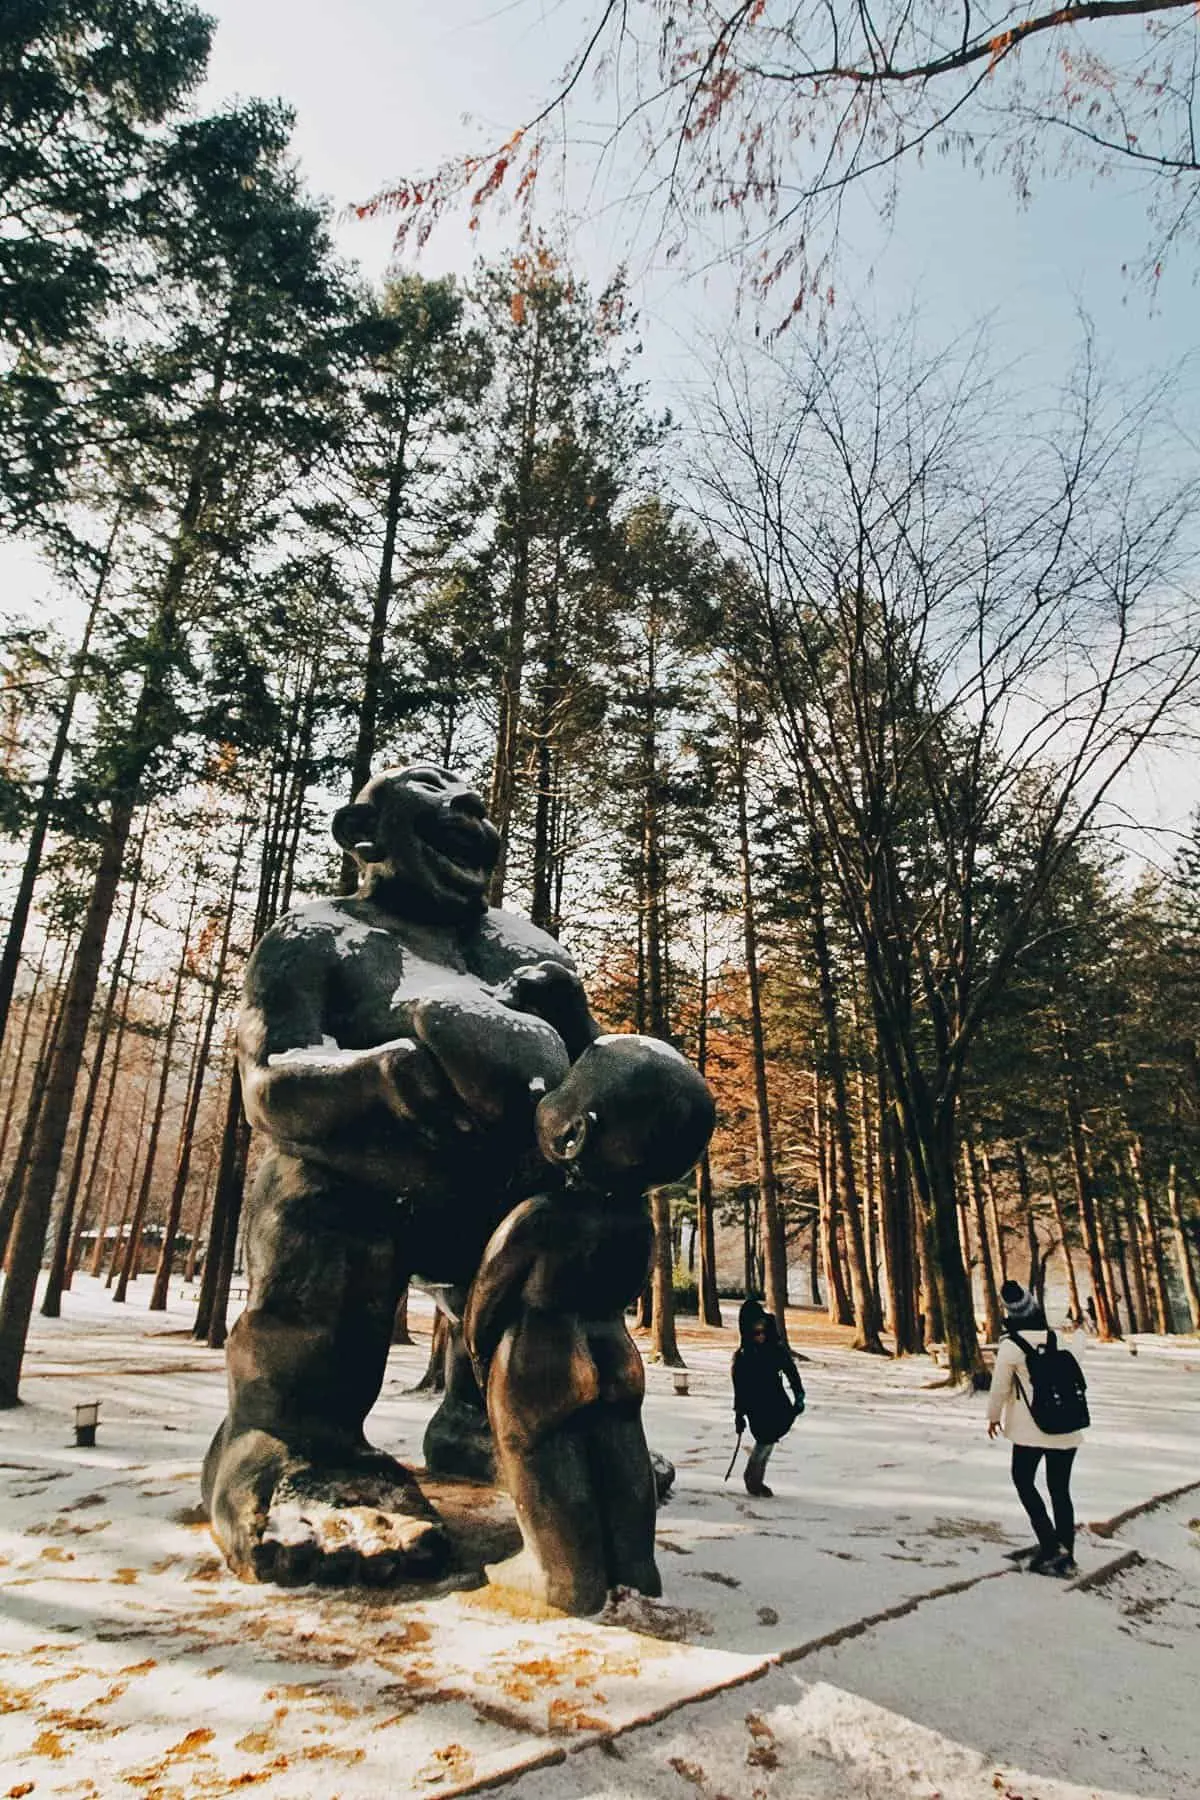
[1011, 1445, 1077, 1555]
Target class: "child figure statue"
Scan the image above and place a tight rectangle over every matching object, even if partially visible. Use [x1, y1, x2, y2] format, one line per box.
[463, 1035, 714, 1615]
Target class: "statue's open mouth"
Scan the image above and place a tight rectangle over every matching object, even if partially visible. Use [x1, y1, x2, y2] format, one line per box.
[419, 811, 498, 895]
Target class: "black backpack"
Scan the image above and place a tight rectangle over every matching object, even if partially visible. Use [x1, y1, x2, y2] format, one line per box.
[1010, 1329, 1090, 1435]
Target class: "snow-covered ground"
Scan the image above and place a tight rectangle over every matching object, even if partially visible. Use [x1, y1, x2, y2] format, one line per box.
[1, 1277, 1196, 1799]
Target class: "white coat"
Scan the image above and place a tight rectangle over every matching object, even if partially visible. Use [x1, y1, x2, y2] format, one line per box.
[987, 1327, 1084, 1450]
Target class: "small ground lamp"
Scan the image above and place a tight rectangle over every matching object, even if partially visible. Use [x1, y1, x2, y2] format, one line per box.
[673, 1369, 690, 1396]
[73, 1400, 100, 1447]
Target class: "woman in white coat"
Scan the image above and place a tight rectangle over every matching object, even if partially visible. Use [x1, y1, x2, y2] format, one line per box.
[987, 1280, 1083, 1576]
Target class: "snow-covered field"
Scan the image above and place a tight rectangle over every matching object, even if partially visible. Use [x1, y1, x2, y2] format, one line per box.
[1, 1278, 1197, 1799]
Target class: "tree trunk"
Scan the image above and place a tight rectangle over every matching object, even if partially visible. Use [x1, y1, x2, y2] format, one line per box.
[151, 822, 246, 1310]
[924, 1128, 981, 1374]
[1167, 1159, 1200, 1331]
[1128, 1136, 1173, 1333]
[742, 1185, 755, 1299]
[962, 1124, 1001, 1341]
[0, 934, 51, 1177]
[694, 910, 721, 1327]
[648, 1185, 683, 1365]
[195, 1069, 250, 1347]
[340, 444, 408, 893]
[529, 554, 562, 931]
[1059, 1042, 1120, 1339]
[696, 1154, 721, 1327]
[488, 306, 543, 904]
[206, 1108, 250, 1351]
[42, 836, 147, 1315]
[113, 876, 199, 1303]
[1042, 1151, 1082, 1319]
[0, 516, 119, 1052]
[107, 1076, 153, 1286]
[815, 1074, 851, 1324]
[856, 1054, 884, 1322]
[70, 942, 142, 1282]
[0, 931, 74, 1267]
[87, 1083, 137, 1278]
[979, 1139, 1008, 1285]
[734, 689, 788, 1339]
[183, 1138, 218, 1286]
[1011, 1140, 1040, 1297]
[1117, 1169, 1151, 1334]
[913, 1191, 942, 1346]
[0, 792, 138, 1403]
[1103, 1198, 1136, 1335]
[86, 1140, 124, 1282]
[868, 988, 977, 1376]
[809, 845, 884, 1352]
[877, 1047, 920, 1352]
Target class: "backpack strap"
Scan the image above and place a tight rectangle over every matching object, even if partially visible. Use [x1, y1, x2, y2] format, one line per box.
[1007, 1329, 1046, 1415]
[1009, 1328, 1056, 1359]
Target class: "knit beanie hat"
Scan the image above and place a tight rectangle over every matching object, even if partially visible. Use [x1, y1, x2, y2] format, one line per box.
[1001, 1279, 1039, 1322]
[738, 1294, 768, 1342]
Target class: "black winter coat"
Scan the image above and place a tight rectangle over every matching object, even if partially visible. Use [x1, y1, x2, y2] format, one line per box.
[731, 1337, 805, 1444]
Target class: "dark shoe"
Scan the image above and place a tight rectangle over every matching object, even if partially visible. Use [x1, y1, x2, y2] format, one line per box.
[1026, 1547, 1060, 1574]
[744, 1483, 773, 1498]
[1050, 1552, 1078, 1578]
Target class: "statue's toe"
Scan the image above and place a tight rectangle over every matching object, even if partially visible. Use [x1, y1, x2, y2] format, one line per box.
[209, 1439, 449, 1586]
[256, 1459, 448, 1587]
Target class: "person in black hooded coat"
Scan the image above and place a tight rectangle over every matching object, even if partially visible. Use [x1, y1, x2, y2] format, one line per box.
[731, 1299, 805, 1496]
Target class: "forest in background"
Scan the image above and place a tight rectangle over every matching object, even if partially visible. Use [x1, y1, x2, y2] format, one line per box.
[2, 0, 1200, 1408]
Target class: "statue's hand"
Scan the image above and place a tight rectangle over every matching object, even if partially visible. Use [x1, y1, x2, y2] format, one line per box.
[377, 1038, 476, 1139]
[496, 960, 598, 1056]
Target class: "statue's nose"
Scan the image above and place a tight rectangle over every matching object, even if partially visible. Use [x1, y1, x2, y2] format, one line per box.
[449, 788, 486, 821]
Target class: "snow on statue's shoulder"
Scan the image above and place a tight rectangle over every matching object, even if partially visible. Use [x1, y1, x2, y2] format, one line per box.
[278, 898, 389, 948]
[267, 1035, 362, 1069]
[594, 1032, 686, 1062]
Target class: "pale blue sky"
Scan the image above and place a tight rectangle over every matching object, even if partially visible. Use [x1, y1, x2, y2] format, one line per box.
[4, 2, 1196, 863]
[197, 0, 1199, 860]
[200, 0, 1197, 397]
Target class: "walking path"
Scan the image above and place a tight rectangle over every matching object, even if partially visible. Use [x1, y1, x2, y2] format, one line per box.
[1, 1281, 1196, 1798]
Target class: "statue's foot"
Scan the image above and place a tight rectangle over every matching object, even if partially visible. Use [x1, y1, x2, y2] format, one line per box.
[650, 1450, 675, 1503]
[610, 1553, 663, 1600]
[423, 1394, 495, 1483]
[255, 1457, 449, 1587]
[205, 1429, 448, 1586]
[484, 1547, 606, 1617]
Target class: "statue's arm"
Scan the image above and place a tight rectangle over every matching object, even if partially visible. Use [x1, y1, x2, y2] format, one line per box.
[239, 929, 458, 1146]
[238, 935, 386, 1142]
[463, 1200, 546, 1372]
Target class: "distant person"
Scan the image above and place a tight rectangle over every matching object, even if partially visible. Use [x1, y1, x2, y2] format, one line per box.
[1084, 1295, 1098, 1335]
[732, 1298, 806, 1497]
[987, 1279, 1090, 1576]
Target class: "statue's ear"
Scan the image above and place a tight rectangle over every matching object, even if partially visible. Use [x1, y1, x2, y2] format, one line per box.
[332, 801, 380, 861]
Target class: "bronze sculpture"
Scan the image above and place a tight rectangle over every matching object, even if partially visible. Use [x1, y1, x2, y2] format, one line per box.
[467, 1037, 714, 1612]
[202, 764, 714, 1609]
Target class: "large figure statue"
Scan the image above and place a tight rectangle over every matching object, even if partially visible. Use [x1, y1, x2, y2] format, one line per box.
[201, 765, 714, 1592]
